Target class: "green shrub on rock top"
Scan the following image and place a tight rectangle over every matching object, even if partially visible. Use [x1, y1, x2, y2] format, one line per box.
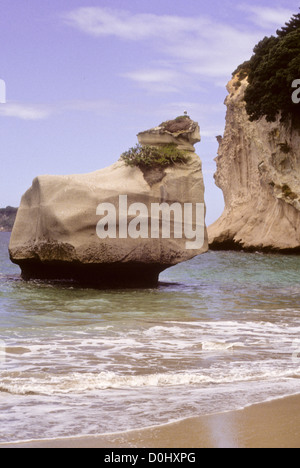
[120, 144, 190, 169]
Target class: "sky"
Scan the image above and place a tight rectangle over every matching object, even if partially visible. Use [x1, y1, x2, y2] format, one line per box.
[0, 0, 299, 225]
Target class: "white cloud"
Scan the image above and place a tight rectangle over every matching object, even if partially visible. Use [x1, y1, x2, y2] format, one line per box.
[163, 22, 259, 79]
[0, 99, 116, 120]
[121, 68, 184, 93]
[63, 7, 201, 41]
[123, 69, 177, 84]
[63, 6, 263, 90]
[0, 103, 52, 120]
[238, 5, 295, 29]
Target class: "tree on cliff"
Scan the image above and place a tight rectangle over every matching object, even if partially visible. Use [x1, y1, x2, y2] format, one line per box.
[277, 11, 300, 37]
[235, 10, 300, 126]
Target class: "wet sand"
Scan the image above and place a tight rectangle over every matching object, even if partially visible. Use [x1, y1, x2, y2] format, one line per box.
[1, 394, 300, 448]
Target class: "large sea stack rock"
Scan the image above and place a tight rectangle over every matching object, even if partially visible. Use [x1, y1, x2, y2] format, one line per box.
[208, 76, 300, 252]
[9, 117, 208, 287]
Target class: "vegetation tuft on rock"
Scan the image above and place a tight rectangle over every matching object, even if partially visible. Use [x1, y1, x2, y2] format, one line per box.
[120, 143, 190, 169]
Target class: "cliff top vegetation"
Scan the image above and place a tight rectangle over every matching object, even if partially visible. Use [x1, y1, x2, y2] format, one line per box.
[234, 10, 300, 127]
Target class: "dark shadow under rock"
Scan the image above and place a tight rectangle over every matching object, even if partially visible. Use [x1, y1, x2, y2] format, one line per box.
[17, 259, 167, 289]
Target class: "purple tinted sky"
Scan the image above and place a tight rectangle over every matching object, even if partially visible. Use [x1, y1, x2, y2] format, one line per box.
[0, 0, 299, 224]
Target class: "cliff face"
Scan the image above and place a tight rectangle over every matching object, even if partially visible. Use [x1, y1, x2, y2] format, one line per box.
[208, 76, 300, 252]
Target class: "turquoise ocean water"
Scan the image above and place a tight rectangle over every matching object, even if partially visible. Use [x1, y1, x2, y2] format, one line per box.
[0, 232, 299, 443]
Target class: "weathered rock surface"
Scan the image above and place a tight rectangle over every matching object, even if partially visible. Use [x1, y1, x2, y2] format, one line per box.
[9, 118, 208, 287]
[137, 116, 201, 152]
[208, 76, 300, 252]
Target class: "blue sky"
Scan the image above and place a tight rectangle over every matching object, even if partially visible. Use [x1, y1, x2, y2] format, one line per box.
[0, 0, 299, 225]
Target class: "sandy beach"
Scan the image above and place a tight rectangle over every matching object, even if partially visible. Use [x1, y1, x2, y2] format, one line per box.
[1, 394, 299, 449]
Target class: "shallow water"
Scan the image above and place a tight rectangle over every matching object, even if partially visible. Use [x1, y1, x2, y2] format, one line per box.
[0, 232, 299, 442]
